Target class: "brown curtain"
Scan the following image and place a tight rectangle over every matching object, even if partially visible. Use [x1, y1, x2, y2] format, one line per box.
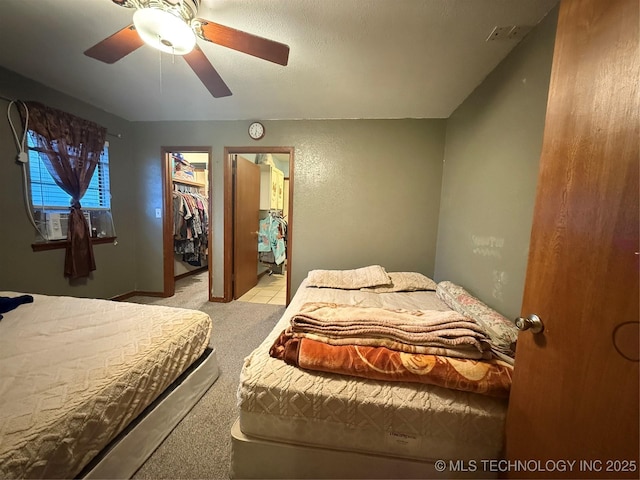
[24, 102, 107, 279]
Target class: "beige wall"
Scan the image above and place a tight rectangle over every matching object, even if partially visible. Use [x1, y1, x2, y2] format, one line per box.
[131, 119, 446, 297]
[0, 67, 137, 298]
[434, 6, 558, 319]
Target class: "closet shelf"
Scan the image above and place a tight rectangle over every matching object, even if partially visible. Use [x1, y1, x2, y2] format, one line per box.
[173, 178, 206, 188]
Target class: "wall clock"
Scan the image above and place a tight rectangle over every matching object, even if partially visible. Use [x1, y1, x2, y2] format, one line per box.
[248, 121, 265, 140]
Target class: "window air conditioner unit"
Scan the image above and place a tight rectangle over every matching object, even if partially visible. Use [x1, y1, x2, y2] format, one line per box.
[45, 212, 92, 240]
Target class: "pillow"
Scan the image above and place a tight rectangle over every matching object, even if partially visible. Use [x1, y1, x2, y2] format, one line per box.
[436, 281, 518, 358]
[361, 272, 437, 293]
[306, 265, 391, 290]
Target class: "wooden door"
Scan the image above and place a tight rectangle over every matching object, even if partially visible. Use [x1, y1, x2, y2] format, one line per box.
[505, 0, 639, 478]
[233, 155, 260, 299]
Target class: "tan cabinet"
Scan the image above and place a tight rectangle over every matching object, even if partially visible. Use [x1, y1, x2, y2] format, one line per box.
[260, 164, 284, 210]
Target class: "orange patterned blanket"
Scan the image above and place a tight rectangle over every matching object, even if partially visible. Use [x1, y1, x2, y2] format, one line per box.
[270, 329, 513, 397]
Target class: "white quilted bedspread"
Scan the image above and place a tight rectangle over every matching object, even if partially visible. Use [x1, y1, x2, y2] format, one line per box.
[0, 292, 211, 479]
[238, 280, 508, 462]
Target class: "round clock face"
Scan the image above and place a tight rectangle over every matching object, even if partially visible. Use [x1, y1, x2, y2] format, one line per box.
[248, 122, 265, 140]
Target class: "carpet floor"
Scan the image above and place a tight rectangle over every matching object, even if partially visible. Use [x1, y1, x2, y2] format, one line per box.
[126, 271, 285, 480]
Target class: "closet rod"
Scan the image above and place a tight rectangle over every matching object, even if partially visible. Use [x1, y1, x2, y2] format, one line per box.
[2, 95, 123, 139]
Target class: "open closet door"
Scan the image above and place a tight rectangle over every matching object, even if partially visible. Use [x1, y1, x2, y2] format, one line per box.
[233, 155, 260, 299]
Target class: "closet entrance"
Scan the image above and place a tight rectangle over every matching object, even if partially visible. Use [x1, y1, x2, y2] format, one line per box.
[162, 146, 212, 299]
[224, 146, 293, 304]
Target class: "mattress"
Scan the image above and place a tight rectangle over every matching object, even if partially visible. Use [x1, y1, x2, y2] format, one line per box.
[0, 291, 212, 479]
[237, 280, 509, 463]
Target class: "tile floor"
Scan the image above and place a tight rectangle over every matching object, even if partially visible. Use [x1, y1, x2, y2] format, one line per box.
[237, 272, 287, 305]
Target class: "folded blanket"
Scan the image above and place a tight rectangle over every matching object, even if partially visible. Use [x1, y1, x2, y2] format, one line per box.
[290, 302, 490, 354]
[270, 330, 513, 397]
[290, 331, 491, 359]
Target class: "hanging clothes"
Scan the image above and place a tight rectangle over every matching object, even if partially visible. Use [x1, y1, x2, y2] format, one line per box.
[173, 186, 209, 267]
[258, 216, 273, 253]
[258, 210, 287, 268]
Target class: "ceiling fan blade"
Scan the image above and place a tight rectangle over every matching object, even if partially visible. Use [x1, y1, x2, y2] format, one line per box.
[196, 19, 289, 66]
[183, 46, 233, 98]
[84, 24, 144, 64]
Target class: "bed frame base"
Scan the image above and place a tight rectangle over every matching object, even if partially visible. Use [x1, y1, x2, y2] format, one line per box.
[80, 347, 220, 479]
[230, 419, 491, 479]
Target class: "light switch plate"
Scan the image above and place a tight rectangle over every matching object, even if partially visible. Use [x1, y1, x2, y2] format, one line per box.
[155, 208, 162, 218]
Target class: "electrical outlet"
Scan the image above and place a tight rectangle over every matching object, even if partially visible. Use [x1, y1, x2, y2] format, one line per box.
[155, 208, 162, 218]
[507, 25, 532, 40]
[486, 26, 512, 41]
[486, 25, 532, 42]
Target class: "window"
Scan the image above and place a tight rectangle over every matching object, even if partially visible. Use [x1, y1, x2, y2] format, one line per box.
[27, 131, 115, 241]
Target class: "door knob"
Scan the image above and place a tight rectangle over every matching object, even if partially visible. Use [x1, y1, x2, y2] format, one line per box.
[515, 314, 544, 334]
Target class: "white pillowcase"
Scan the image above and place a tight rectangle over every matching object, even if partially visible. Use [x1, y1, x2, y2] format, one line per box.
[306, 265, 391, 290]
[361, 272, 437, 292]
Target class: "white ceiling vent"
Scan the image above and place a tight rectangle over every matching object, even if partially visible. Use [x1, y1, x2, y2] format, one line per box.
[486, 25, 533, 42]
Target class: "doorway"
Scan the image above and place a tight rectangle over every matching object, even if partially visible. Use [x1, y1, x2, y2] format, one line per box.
[162, 146, 213, 299]
[223, 146, 294, 304]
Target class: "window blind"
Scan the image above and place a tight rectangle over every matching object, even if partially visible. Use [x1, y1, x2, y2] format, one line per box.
[27, 131, 111, 210]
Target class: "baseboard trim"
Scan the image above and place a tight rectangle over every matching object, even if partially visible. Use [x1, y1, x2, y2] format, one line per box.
[113, 291, 228, 303]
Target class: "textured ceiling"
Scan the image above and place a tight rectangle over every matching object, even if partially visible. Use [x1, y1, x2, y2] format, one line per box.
[0, 0, 558, 122]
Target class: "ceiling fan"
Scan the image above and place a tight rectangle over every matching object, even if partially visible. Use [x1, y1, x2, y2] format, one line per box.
[84, 0, 290, 98]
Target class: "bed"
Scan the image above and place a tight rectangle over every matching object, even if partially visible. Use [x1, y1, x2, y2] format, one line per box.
[231, 267, 518, 479]
[0, 291, 219, 479]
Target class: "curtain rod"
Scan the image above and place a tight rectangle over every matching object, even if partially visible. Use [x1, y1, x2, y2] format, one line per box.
[1, 94, 123, 139]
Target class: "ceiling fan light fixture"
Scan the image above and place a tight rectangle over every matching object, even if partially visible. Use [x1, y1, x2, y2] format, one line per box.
[133, 7, 196, 55]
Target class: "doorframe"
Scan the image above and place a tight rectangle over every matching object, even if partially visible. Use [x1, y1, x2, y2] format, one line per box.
[161, 146, 213, 299]
[223, 146, 294, 304]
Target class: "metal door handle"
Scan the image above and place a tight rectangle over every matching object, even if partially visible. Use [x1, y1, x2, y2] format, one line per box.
[515, 314, 544, 334]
